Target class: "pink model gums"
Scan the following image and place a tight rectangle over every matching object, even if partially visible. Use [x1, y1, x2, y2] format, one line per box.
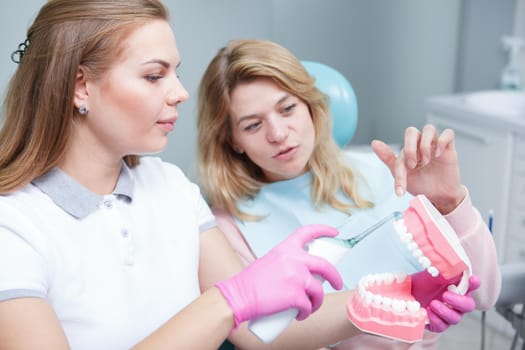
[346, 195, 472, 343]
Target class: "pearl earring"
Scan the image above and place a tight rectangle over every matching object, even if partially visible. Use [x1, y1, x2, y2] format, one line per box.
[78, 105, 88, 115]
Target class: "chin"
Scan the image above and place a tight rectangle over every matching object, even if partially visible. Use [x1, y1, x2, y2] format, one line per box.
[135, 144, 168, 156]
[150, 138, 169, 152]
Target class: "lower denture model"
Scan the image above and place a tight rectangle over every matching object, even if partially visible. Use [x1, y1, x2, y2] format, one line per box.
[346, 195, 472, 343]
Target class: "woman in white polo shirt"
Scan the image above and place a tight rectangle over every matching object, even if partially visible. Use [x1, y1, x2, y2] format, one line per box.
[0, 1, 349, 349]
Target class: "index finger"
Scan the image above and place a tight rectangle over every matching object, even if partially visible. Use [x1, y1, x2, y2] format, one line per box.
[441, 292, 476, 313]
[305, 254, 343, 291]
[290, 224, 339, 247]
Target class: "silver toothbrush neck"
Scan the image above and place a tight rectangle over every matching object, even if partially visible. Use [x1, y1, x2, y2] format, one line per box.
[344, 211, 403, 248]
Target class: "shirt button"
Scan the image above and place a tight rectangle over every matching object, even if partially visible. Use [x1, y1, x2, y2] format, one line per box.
[125, 254, 135, 266]
[121, 228, 129, 238]
[103, 200, 113, 209]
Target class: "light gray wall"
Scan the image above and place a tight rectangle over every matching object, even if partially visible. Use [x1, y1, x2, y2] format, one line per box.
[455, 0, 517, 92]
[0, 1, 518, 182]
[0, 0, 45, 100]
[516, 0, 525, 74]
[271, 0, 461, 145]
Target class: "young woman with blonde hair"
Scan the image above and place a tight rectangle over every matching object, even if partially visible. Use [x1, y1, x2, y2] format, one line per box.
[197, 39, 501, 349]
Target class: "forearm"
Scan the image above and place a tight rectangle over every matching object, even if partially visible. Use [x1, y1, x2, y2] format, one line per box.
[229, 290, 360, 350]
[444, 190, 502, 309]
[133, 287, 233, 350]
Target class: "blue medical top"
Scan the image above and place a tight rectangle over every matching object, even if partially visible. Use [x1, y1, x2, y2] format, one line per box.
[234, 151, 423, 291]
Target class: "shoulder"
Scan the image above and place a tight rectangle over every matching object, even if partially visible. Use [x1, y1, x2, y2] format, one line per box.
[132, 156, 213, 218]
[133, 156, 187, 182]
[212, 208, 255, 265]
[0, 184, 50, 224]
[0, 186, 53, 264]
[213, 208, 238, 236]
[132, 156, 199, 194]
[342, 150, 394, 196]
[342, 149, 389, 176]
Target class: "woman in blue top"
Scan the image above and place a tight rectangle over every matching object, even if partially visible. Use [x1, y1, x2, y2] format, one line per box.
[196, 39, 501, 349]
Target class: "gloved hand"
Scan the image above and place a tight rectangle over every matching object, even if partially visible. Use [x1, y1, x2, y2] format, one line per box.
[411, 270, 480, 333]
[215, 224, 343, 330]
[426, 275, 480, 332]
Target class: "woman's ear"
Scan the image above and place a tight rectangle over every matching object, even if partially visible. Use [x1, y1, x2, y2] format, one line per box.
[231, 143, 244, 154]
[73, 66, 89, 111]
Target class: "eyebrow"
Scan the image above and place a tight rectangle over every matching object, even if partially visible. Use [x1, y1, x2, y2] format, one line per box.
[235, 93, 292, 126]
[141, 59, 182, 69]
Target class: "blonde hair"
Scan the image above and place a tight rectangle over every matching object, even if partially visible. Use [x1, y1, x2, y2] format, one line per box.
[197, 39, 372, 220]
[0, 0, 168, 194]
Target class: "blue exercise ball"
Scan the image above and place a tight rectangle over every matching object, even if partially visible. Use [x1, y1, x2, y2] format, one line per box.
[301, 61, 358, 148]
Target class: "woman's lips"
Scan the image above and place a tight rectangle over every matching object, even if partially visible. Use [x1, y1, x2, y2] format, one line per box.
[273, 146, 298, 160]
[157, 117, 177, 132]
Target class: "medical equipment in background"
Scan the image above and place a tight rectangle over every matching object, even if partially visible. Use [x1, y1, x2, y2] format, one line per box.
[301, 61, 358, 148]
[493, 263, 525, 350]
[500, 36, 525, 90]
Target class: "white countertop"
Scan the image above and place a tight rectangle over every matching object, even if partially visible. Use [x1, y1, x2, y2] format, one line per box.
[426, 93, 525, 136]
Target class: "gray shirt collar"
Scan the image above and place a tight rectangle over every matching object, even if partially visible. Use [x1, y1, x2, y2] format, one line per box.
[32, 162, 134, 219]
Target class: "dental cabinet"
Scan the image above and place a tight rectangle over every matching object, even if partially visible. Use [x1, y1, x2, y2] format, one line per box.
[425, 91, 525, 265]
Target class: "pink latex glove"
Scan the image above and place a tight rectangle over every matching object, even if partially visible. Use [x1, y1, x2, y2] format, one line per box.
[215, 224, 343, 330]
[411, 271, 480, 333]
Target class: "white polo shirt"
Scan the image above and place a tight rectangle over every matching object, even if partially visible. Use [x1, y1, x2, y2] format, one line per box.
[0, 157, 216, 350]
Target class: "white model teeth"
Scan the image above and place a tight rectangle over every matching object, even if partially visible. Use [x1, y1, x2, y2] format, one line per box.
[382, 296, 393, 308]
[394, 272, 407, 283]
[382, 273, 395, 284]
[393, 218, 440, 277]
[364, 291, 374, 305]
[407, 242, 418, 251]
[407, 300, 420, 313]
[427, 266, 439, 277]
[418, 256, 431, 268]
[357, 273, 421, 314]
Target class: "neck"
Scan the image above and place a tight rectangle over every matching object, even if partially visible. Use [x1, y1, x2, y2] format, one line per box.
[59, 118, 128, 195]
[59, 155, 122, 195]
[59, 140, 123, 195]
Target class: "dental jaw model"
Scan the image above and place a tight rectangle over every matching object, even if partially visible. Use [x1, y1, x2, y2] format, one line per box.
[346, 195, 472, 343]
[248, 194, 472, 343]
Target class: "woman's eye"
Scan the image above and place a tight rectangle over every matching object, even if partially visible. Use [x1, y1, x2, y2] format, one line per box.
[145, 74, 163, 82]
[243, 121, 261, 131]
[283, 103, 296, 114]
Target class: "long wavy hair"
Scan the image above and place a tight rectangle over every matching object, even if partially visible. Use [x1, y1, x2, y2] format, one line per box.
[0, 0, 168, 194]
[197, 39, 373, 220]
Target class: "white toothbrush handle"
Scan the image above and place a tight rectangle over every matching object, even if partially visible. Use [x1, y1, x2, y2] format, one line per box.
[248, 308, 299, 343]
[248, 238, 348, 343]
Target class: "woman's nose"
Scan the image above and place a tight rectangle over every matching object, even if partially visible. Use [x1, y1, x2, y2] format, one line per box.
[166, 77, 189, 106]
[266, 118, 289, 143]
